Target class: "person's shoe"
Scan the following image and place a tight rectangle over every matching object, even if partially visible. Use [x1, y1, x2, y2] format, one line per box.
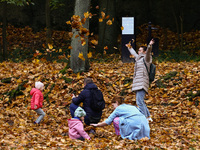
[147, 117, 153, 123]
[34, 121, 40, 125]
[89, 129, 96, 134]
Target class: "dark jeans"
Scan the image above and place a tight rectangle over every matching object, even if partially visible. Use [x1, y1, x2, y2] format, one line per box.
[70, 103, 101, 125]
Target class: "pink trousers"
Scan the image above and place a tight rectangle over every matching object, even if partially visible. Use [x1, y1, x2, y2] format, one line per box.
[113, 117, 120, 135]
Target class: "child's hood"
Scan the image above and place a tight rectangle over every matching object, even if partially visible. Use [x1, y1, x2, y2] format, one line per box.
[68, 119, 82, 129]
[30, 88, 41, 96]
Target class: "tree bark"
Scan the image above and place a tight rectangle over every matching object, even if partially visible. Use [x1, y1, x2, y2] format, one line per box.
[98, 0, 119, 55]
[171, 5, 180, 51]
[70, 0, 90, 73]
[180, 12, 183, 53]
[2, 1, 7, 60]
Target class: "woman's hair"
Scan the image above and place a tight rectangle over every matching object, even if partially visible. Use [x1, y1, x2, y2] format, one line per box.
[111, 96, 123, 105]
[84, 78, 93, 85]
[140, 46, 147, 52]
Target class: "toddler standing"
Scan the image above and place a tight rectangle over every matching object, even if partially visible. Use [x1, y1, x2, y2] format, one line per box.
[30, 81, 45, 124]
[68, 107, 91, 140]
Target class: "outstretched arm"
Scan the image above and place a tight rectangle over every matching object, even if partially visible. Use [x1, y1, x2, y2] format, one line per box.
[145, 39, 155, 62]
[91, 121, 108, 127]
[72, 91, 85, 105]
[125, 43, 138, 58]
[91, 108, 118, 127]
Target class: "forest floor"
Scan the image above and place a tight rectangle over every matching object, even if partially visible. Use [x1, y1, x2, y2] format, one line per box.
[0, 59, 199, 149]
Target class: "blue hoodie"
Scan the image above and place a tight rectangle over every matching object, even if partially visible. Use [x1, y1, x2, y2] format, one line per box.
[105, 104, 150, 140]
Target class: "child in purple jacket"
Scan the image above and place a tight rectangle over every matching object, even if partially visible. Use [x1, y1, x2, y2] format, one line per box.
[68, 107, 91, 140]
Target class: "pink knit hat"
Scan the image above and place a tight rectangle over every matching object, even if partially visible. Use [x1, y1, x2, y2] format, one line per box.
[35, 81, 44, 90]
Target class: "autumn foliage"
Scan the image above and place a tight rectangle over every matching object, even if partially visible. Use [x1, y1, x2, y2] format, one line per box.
[0, 19, 200, 149]
[0, 57, 199, 149]
[1, 22, 200, 59]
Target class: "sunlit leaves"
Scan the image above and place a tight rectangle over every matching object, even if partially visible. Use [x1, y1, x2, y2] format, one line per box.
[59, 49, 62, 53]
[99, 18, 103, 22]
[67, 12, 91, 53]
[70, 15, 81, 29]
[66, 21, 71, 25]
[78, 52, 85, 61]
[87, 52, 92, 58]
[81, 38, 86, 46]
[76, 72, 80, 79]
[99, 11, 106, 23]
[79, 27, 89, 35]
[101, 11, 106, 19]
[106, 20, 112, 25]
[32, 59, 40, 64]
[104, 46, 108, 50]
[90, 39, 98, 45]
[68, 32, 73, 38]
[0, 60, 199, 149]
[105, 15, 109, 20]
[68, 46, 72, 49]
[16, 78, 22, 83]
[48, 43, 53, 49]
[81, 18, 86, 24]
[84, 11, 91, 19]
[81, 40, 86, 46]
[98, 11, 114, 26]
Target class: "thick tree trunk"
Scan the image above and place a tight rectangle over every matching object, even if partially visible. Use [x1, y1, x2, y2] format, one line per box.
[70, 0, 90, 73]
[2, 1, 7, 60]
[98, 0, 119, 54]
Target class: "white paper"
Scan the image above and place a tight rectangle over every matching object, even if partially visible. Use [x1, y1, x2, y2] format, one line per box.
[122, 17, 134, 35]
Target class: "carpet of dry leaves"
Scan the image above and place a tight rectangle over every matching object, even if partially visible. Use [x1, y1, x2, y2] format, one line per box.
[0, 59, 199, 149]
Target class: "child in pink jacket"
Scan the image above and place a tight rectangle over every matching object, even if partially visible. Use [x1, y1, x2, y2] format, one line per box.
[68, 107, 90, 140]
[30, 81, 45, 124]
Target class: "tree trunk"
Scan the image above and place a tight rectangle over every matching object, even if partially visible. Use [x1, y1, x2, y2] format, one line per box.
[46, 0, 52, 61]
[162, 28, 168, 50]
[98, 0, 119, 55]
[180, 15, 183, 53]
[2, 1, 7, 60]
[172, 6, 180, 51]
[70, 0, 90, 73]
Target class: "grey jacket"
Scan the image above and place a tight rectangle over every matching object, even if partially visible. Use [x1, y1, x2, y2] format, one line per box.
[128, 45, 152, 93]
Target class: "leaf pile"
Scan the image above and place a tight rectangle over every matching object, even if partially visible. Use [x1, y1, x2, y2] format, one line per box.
[0, 60, 199, 149]
[1, 23, 200, 56]
[137, 23, 200, 53]
[0, 24, 71, 52]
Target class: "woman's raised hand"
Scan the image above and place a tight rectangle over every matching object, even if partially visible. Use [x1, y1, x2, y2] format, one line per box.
[125, 43, 132, 49]
[149, 39, 155, 45]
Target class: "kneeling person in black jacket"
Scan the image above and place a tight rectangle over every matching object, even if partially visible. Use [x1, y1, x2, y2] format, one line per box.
[70, 78, 105, 125]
